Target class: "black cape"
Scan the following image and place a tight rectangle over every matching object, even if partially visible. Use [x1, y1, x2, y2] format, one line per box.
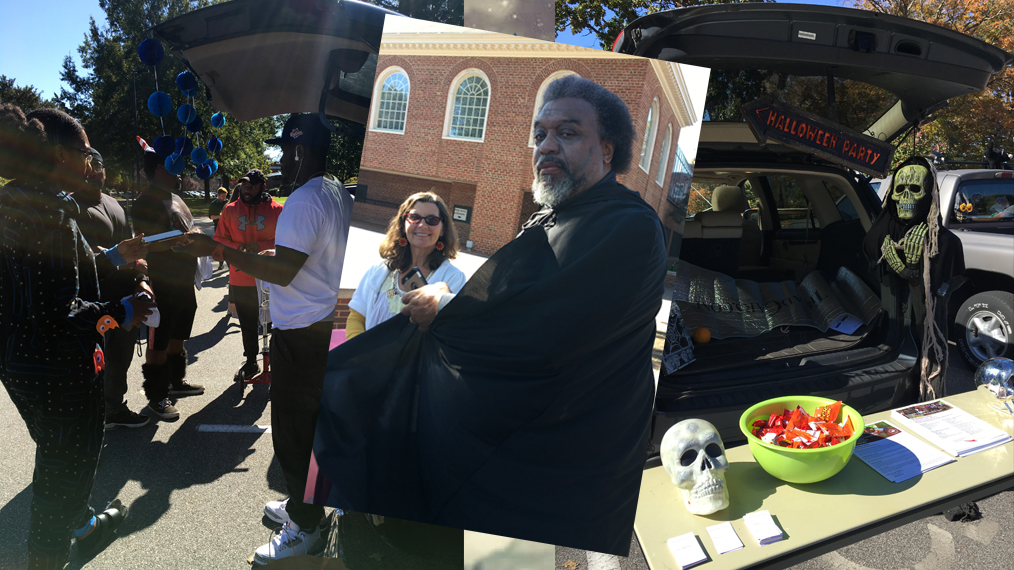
[313, 172, 667, 555]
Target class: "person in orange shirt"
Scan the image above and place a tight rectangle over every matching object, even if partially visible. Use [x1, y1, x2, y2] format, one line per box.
[214, 169, 284, 380]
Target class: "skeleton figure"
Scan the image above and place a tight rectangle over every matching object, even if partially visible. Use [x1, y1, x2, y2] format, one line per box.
[880, 164, 932, 278]
[864, 156, 965, 402]
[660, 419, 730, 515]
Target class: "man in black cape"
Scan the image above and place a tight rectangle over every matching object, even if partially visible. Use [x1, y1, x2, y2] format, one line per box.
[863, 155, 964, 401]
[313, 75, 667, 555]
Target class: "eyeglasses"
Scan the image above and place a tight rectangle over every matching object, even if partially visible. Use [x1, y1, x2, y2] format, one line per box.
[405, 213, 442, 226]
[70, 147, 93, 165]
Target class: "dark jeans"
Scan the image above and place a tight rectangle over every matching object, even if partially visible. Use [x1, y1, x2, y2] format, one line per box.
[232, 285, 260, 362]
[103, 325, 138, 413]
[270, 319, 332, 529]
[1, 363, 103, 563]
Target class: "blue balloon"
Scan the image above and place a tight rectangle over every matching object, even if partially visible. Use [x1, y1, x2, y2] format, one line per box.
[177, 104, 197, 125]
[185, 115, 203, 133]
[204, 158, 219, 174]
[138, 38, 164, 67]
[165, 153, 185, 175]
[174, 136, 194, 157]
[176, 71, 199, 97]
[196, 163, 213, 179]
[210, 112, 226, 129]
[190, 148, 208, 164]
[152, 134, 175, 157]
[147, 91, 172, 117]
[207, 137, 223, 154]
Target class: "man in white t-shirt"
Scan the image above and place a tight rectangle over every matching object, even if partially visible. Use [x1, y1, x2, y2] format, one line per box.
[176, 114, 349, 564]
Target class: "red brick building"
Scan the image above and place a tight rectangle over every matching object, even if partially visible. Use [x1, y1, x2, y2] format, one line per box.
[356, 20, 700, 255]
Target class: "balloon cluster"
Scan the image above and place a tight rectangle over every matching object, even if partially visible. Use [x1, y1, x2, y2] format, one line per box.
[138, 37, 226, 180]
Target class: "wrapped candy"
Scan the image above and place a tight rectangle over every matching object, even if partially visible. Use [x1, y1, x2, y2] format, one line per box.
[751, 401, 854, 449]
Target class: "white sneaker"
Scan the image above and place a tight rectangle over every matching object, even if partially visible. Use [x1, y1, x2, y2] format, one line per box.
[253, 521, 322, 565]
[263, 498, 289, 525]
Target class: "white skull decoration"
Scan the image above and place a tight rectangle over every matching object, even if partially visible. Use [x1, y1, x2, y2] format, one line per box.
[660, 419, 730, 515]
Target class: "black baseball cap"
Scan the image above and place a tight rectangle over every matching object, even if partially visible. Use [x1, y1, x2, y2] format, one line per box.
[239, 169, 267, 185]
[265, 113, 331, 148]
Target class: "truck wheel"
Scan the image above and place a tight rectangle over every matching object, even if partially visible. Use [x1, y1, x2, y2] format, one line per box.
[954, 291, 1014, 370]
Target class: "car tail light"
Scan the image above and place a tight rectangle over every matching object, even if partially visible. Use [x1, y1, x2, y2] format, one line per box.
[612, 31, 625, 52]
[995, 172, 1013, 179]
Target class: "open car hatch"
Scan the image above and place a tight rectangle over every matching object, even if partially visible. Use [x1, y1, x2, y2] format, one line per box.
[151, 0, 399, 123]
[613, 3, 1011, 142]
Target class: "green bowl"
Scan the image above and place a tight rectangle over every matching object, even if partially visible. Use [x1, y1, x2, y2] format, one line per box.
[739, 395, 864, 484]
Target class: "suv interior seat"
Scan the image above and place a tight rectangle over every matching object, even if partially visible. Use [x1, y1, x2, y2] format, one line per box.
[685, 185, 764, 272]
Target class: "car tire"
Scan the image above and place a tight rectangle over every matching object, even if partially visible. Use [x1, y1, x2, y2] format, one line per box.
[954, 291, 1014, 370]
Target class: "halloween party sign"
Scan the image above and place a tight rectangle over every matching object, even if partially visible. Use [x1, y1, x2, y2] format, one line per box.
[742, 98, 895, 177]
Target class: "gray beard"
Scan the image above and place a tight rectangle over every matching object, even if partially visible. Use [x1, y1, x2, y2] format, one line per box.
[532, 171, 581, 208]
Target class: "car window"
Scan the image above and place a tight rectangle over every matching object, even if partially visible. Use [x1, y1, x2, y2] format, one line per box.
[686, 182, 720, 217]
[767, 174, 819, 229]
[824, 181, 859, 222]
[950, 179, 1014, 235]
[742, 180, 762, 227]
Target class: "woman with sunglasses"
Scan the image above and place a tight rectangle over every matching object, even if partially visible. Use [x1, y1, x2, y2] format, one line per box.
[346, 191, 465, 339]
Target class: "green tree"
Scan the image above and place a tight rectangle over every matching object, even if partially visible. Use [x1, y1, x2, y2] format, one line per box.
[56, 0, 277, 194]
[368, 0, 463, 25]
[0, 76, 57, 111]
[555, 0, 772, 51]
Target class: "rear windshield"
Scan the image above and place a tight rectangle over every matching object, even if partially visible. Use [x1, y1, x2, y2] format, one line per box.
[950, 179, 1014, 235]
[705, 70, 898, 133]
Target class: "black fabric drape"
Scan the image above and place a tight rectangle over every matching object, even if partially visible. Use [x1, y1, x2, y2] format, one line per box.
[314, 173, 667, 554]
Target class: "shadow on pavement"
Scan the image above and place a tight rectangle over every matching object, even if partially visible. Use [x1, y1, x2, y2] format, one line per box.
[0, 486, 32, 568]
[88, 376, 279, 543]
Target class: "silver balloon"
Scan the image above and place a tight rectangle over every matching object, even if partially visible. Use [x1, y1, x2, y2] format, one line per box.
[974, 357, 1014, 415]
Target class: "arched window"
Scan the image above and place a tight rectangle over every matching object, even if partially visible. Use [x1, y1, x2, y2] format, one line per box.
[529, 70, 579, 147]
[444, 71, 490, 141]
[656, 125, 672, 186]
[639, 98, 659, 172]
[371, 68, 410, 133]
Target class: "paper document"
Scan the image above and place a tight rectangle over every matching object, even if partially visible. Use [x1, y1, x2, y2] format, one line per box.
[666, 532, 708, 569]
[891, 399, 1012, 457]
[706, 521, 744, 554]
[743, 510, 784, 545]
[853, 421, 955, 482]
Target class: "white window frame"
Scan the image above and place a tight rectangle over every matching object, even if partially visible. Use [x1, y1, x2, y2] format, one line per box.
[443, 69, 492, 143]
[639, 98, 659, 173]
[528, 70, 579, 148]
[369, 66, 410, 135]
[656, 124, 672, 187]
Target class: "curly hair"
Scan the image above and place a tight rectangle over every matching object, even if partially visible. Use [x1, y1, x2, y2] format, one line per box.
[0, 103, 50, 182]
[540, 75, 635, 174]
[378, 191, 459, 272]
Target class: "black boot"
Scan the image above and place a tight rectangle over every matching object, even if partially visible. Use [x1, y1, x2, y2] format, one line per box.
[167, 349, 204, 396]
[76, 499, 128, 558]
[142, 363, 178, 420]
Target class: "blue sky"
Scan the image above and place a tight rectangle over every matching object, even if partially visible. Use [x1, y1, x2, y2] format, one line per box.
[3, 0, 851, 100]
[1, 0, 104, 100]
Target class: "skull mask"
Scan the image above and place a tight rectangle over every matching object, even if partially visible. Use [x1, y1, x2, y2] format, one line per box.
[660, 419, 730, 515]
[891, 164, 932, 222]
